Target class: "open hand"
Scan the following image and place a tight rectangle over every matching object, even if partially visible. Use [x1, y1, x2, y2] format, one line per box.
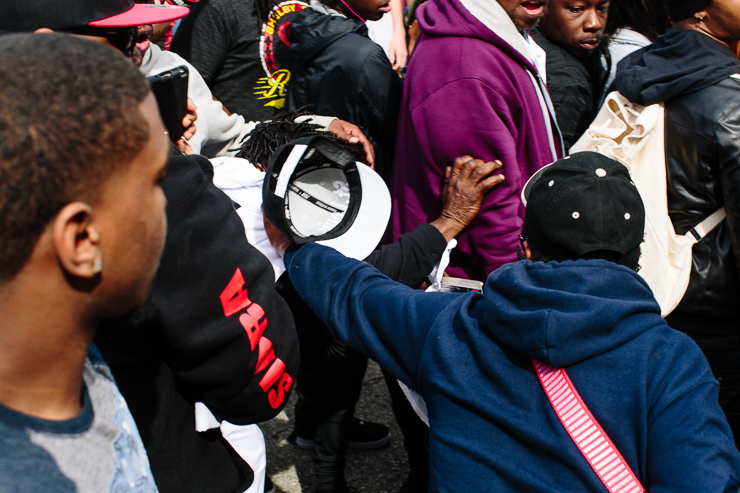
[327, 119, 375, 168]
[431, 156, 504, 241]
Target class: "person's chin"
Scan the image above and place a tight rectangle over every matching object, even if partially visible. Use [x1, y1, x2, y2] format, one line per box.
[366, 10, 385, 21]
[572, 40, 600, 59]
[514, 16, 541, 31]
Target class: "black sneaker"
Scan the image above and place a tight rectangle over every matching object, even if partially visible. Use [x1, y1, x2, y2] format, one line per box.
[293, 417, 391, 450]
[264, 475, 275, 493]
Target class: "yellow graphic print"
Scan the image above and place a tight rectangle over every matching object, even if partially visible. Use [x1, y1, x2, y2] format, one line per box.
[254, 69, 291, 109]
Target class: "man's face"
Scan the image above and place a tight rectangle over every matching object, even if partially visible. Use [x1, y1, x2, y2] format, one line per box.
[94, 92, 169, 314]
[498, 0, 549, 32]
[539, 0, 609, 58]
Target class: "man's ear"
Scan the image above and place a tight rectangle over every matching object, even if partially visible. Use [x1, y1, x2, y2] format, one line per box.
[52, 202, 103, 278]
[524, 242, 532, 260]
[693, 9, 708, 21]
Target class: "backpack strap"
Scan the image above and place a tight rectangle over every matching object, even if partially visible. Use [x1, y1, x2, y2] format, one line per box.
[687, 207, 726, 241]
[532, 359, 645, 493]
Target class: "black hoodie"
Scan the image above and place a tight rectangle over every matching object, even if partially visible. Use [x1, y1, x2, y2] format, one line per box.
[95, 153, 299, 493]
[615, 28, 740, 105]
[284, 7, 402, 183]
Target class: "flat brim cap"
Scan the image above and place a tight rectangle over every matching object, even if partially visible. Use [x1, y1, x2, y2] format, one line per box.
[0, 0, 188, 32]
[88, 3, 189, 27]
[263, 136, 391, 260]
[521, 152, 645, 260]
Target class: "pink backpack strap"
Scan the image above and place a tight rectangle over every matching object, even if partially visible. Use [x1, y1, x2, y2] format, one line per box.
[532, 359, 645, 493]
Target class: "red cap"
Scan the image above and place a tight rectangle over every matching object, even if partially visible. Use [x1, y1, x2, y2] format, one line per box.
[88, 3, 188, 27]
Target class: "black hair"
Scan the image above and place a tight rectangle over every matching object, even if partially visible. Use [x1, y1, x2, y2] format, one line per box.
[253, 0, 280, 22]
[0, 33, 150, 281]
[603, 0, 669, 41]
[529, 244, 641, 271]
[236, 106, 365, 167]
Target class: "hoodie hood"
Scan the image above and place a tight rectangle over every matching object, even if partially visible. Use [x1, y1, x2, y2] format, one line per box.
[476, 259, 662, 368]
[615, 28, 740, 106]
[416, 0, 536, 73]
[289, 6, 367, 63]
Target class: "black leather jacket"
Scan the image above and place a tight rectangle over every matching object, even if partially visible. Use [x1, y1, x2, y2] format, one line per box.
[616, 29, 740, 335]
[664, 77, 740, 334]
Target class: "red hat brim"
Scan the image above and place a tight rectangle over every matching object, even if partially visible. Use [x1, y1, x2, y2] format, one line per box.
[88, 4, 188, 27]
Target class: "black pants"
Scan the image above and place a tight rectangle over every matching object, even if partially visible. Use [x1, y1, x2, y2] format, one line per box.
[277, 274, 366, 491]
[277, 274, 430, 492]
[382, 370, 430, 492]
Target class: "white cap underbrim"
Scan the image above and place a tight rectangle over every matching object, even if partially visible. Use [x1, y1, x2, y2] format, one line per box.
[316, 162, 391, 260]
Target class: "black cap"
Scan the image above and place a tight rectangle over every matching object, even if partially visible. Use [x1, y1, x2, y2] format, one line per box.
[521, 152, 645, 262]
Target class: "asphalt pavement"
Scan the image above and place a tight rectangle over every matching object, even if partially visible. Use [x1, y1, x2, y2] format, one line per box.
[262, 360, 410, 493]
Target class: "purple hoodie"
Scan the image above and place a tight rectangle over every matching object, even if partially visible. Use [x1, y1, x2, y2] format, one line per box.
[390, 0, 562, 281]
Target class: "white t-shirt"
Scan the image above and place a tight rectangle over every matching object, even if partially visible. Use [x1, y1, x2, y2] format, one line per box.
[210, 157, 286, 280]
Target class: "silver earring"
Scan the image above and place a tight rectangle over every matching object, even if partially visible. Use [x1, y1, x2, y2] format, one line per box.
[92, 257, 103, 275]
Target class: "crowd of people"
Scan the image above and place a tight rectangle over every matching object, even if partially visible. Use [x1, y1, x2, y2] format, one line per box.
[0, 0, 739, 491]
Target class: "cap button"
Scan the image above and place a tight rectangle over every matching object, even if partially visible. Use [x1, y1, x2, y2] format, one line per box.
[595, 168, 607, 177]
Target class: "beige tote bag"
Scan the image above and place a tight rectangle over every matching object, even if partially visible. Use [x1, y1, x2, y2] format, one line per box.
[570, 91, 725, 317]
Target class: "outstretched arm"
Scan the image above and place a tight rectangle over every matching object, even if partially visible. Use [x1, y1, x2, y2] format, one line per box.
[284, 242, 463, 389]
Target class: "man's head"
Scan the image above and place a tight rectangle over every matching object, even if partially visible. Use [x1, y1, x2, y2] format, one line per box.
[539, 0, 609, 59]
[0, 33, 169, 315]
[0, 0, 187, 59]
[521, 152, 645, 269]
[497, 0, 549, 32]
[237, 107, 365, 169]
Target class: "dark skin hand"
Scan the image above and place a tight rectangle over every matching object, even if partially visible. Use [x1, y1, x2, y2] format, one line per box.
[327, 119, 375, 168]
[264, 156, 504, 256]
[175, 98, 198, 155]
[430, 156, 505, 242]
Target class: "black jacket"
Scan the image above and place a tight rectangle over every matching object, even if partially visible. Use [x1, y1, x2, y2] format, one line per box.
[95, 153, 299, 493]
[616, 29, 740, 335]
[284, 7, 402, 183]
[531, 27, 595, 151]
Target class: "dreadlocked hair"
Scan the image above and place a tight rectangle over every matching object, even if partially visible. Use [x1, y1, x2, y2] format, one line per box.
[236, 106, 366, 167]
[253, 0, 280, 23]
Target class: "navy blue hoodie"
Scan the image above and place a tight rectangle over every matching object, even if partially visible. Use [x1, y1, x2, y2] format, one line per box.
[286, 243, 740, 492]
